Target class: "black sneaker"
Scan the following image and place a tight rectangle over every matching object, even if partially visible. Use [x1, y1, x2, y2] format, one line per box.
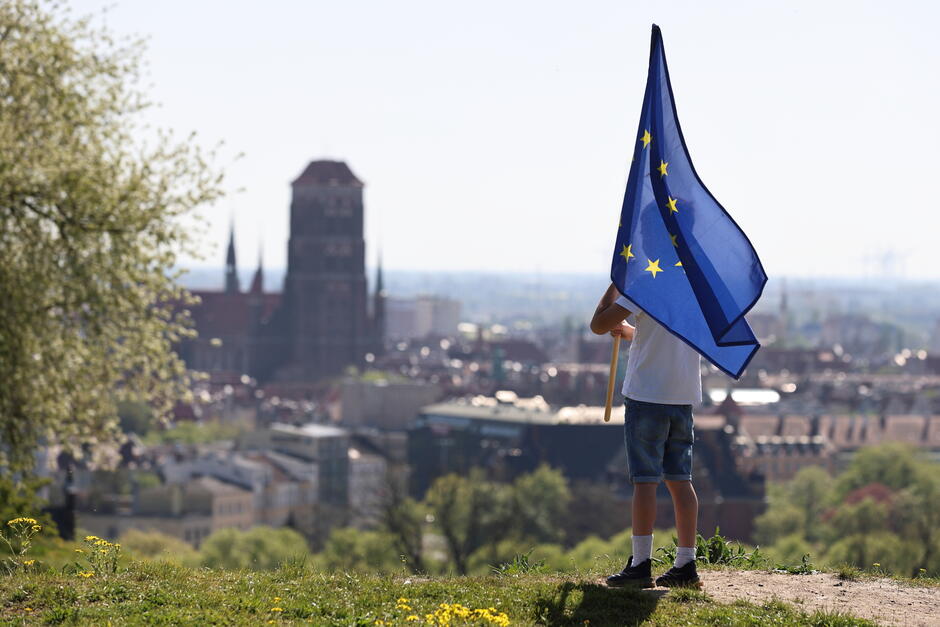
[655, 559, 701, 588]
[606, 556, 654, 588]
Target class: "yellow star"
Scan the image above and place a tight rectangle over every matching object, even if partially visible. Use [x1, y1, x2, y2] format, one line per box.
[675, 261, 683, 267]
[666, 196, 678, 213]
[619, 243, 634, 261]
[644, 258, 663, 278]
[658, 160, 669, 177]
[641, 129, 652, 148]
[669, 234, 678, 247]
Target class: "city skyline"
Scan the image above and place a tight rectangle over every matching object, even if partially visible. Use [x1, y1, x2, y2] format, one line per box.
[71, 0, 940, 279]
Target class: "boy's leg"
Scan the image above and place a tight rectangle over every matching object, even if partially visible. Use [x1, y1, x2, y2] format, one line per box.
[665, 480, 698, 562]
[631, 482, 658, 562]
[623, 398, 668, 562]
[657, 405, 701, 586]
[632, 482, 658, 536]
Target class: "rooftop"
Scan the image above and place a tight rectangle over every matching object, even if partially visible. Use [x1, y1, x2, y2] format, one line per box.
[291, 160, 363, 187]
[270, 422, 349, 438]
[419, 394, 618, 426]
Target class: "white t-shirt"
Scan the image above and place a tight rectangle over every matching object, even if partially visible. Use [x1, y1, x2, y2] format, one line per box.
[615, 294, 702, 405]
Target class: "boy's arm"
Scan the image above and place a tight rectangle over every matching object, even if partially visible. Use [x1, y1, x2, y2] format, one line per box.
[590, 282, 634, 338]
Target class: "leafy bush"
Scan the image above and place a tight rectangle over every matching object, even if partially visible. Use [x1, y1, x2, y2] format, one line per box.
[318, 527, 402, 573]
[656, 528, 764, 567]
[491, 549, 547, 576]
[118, 529, 198, 565]
[199, 526, 309, 570]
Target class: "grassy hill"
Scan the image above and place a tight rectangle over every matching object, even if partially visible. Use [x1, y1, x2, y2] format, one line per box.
[4, 560, 924, 626]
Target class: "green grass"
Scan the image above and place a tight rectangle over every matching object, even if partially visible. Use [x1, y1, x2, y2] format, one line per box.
[0, 562, 878, 626]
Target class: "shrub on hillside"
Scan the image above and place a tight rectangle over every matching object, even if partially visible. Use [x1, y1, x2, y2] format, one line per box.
[318, 527, 401, 573]
[199, 526, 309, 570]
[118, 529, 198, 565]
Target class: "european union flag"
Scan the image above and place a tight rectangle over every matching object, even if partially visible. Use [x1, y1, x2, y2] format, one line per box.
[611, 25, 767, 379]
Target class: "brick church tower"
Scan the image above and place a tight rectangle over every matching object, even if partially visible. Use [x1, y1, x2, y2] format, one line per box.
[281, 160, 371, 380]
[182, 159, 383, 384]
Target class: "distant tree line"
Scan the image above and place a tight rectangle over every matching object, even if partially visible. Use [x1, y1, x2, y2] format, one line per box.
[755, 443, 940, 577]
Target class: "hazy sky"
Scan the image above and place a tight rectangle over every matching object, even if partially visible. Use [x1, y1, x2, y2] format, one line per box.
[69, 0, 940, 279]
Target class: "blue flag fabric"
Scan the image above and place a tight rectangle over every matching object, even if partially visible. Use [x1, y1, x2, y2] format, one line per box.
[611, 25, 767, 379]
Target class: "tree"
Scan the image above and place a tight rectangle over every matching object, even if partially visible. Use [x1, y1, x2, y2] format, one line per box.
[319, 527, 402, 573]
[199, 527, 309, 570]
[0, 0, 224, 473]
[118, 528, 197, 565]
[425, 469, 513, 575]
[511, 465, 571, 544]
[379, 474, 427, 573]
[895, 472, 940, 575]
[833, 443, 923, 498]
[754, 466, 833, 545]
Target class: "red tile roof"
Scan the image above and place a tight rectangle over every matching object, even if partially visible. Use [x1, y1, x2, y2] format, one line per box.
[291, 160, 363, 187]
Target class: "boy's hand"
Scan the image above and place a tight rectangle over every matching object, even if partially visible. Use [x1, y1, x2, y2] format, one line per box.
[610, 321, 635, 341]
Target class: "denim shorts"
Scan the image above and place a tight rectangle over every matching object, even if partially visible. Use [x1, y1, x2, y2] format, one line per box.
[623, 397, 694, 483]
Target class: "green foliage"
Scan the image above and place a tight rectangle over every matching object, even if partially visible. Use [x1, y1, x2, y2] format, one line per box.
[833, 443, 924, 498]
[755, 465, 832, 545]
[117, 401, 156, 436]
[0, 475, 55, 536]
[143, 419, 249, 445]
[656, 528, 765, 568]
[425, 465, 571, 575]
[318, 527, 402, 573]
[425, 469, 514, 575]
[764, 533, 814, 567]
[379, 487, 426, 574]
[0, 0, 224, 473]
[490, 548, 547, 576]
[511, 464, 571, 544]
[759, 443, 940, 577]
[117, 529, 198, 565]
[199, 526, 309, 571]
[773, 554, 817, 575]
[75, 534, 121, 575]
[1, 516, 45, 573]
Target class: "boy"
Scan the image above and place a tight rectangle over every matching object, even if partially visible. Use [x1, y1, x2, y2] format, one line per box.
[590, 282, 701, 588]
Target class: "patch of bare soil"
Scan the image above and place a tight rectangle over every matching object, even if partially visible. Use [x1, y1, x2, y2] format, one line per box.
[700, 570, 940, 626]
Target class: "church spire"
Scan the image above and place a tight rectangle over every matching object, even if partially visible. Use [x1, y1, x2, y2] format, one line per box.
[250, 242, 264, 295]
[372, 251, 386, 355]
[225, 220, 239, 294]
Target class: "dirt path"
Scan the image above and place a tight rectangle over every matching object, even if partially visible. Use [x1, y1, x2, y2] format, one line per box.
[700, 570, 940, 626]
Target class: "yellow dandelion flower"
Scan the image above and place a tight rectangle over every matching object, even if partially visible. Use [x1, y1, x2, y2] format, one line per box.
[406, 616, 419, 622]
[25, 607, 33, 612]
[270, 607, 283, 612]
[274, 597, 281, 602]
[78, 571, 95, 578]
[397, 597, 410, 604]
[8, 517, 39, 525]
[23, 559, 35, 566]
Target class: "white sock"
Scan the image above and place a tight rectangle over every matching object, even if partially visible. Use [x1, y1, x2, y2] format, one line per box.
[675, 546, 696, 568]
[632, 535, 653, 563]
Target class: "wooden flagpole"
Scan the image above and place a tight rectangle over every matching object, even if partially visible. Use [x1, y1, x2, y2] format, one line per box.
[603, 334, 620, 422]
